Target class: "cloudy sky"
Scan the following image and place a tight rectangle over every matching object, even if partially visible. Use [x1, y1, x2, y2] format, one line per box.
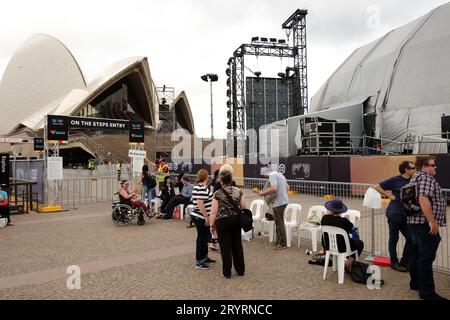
[0, 0, 448, 138]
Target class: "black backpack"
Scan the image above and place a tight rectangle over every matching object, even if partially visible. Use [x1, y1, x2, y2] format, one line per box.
[144, 175, 157, 189]
[401, 173, 425, 216]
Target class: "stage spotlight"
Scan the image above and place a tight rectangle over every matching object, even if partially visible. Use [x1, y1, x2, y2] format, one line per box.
[260, 37, 268, 42]
[254, 71, 261, 77]
[251, 37, 259, 42]
[226, 68, 231, 76]
[270, 38, 277, 42]
[278, 39, 286, 44]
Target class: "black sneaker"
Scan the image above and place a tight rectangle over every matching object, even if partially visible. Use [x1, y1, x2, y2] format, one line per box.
[195, 263, 211, 270]
[400, 261, 410, 271]
[205, 258, 216, 264]
[391, 262, 408, 272]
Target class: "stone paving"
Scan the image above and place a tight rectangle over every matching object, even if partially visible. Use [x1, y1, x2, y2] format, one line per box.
[1, 196, 450, 300]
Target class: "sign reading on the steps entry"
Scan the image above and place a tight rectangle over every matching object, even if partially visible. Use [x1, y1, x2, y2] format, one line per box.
[68, 116, 128, 131]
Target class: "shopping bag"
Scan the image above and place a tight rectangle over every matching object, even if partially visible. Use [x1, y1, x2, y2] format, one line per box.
[363, 187, 382, 209]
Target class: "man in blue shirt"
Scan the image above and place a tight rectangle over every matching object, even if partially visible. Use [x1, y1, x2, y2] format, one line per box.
[375, 161, 416, 272]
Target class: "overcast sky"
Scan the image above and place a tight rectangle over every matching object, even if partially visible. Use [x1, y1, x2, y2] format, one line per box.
[0, 0, 448, 138]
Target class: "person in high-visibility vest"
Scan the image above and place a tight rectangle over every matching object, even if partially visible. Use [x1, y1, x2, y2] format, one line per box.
[88, 159, 95, 175]
[156, 159, 170, 190]
[116, 161, 122, 181]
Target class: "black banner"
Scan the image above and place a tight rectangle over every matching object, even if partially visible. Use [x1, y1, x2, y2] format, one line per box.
[129, 121, 145, 144]
[47, 115, 68, 142]
[34, 138, 44, 151]
[284, 156, 329, 181]
[68, 116, 128, 131]
[0, 154, 9, 188]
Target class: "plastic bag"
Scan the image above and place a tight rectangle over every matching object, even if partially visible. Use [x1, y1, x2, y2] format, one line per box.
[363, 187, 382, 209]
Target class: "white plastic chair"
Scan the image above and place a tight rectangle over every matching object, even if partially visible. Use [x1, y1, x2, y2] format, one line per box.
[298, 205, 327, 251]
[341, 210, 361, 228]
[185, 204, 195, 220]
[149, 198, 161, 215]
[249, 199, 265, 237]
[322, 225, 359, 284]
[260, 211, 276, 242]
[284, 204, 302, 247]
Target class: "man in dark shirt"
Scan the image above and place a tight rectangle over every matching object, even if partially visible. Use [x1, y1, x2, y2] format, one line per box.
[321, 198, 364, 271]
[374, 161, 416, 272]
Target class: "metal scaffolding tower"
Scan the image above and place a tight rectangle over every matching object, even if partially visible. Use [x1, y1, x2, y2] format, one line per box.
[226, 9, 308, 157]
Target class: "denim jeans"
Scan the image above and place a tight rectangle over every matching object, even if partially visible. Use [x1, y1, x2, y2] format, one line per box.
[192, 216, 211, 264]
[141, 185, 156, 202]
[408, 223, 441, 298]
[387, 207, 410, 264]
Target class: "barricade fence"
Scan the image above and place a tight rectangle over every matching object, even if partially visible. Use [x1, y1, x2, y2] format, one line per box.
[53, 172, 450, 273]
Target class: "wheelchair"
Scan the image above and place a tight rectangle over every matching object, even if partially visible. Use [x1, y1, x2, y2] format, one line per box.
[111, 193, 155, 226]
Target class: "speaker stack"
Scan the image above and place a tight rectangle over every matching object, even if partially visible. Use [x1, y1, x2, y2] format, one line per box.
[303, 120, 351, 155]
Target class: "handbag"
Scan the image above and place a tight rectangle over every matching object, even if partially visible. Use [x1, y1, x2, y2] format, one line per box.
[222, 188, 253, 232]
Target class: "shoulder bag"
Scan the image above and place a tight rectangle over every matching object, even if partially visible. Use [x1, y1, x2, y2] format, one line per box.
[222, 188, 253, 232]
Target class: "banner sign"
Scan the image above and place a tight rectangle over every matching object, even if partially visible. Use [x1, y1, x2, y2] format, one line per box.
[0, 154, 9, 187]
[129, 121, 145, 144]
[68, 116, 128, 131]
[34, 138, 45, 151]
[47, 115, 69, 143]
[47, 157, 63, 180]
[128, 149, 147, 158]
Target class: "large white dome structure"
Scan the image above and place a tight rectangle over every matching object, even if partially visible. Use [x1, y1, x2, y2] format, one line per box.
[310, 2, 450, 151]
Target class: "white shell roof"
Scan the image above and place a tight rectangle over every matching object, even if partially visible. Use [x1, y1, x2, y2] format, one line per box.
[0, 34, 87, 134]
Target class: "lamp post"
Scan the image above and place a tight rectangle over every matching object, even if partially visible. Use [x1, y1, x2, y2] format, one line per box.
[201, 73, 218, 139]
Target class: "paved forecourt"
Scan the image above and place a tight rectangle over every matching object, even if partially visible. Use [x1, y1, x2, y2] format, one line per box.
[1, 194, 449, 300]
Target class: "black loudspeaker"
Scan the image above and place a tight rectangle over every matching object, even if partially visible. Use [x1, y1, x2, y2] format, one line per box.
[309, 135, 334, 151]
[334, 122, 350, 134]
[335, 136, 351, 147]
[308, 122, 333, 134]
[442, 115, 450, 139]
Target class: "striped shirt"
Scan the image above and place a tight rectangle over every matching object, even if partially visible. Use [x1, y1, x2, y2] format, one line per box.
[407, 171, 447, 227]
[191, 184, 212, 220]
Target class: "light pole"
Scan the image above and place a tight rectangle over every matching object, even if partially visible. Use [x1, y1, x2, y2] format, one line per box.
[201, 73, 218, 139]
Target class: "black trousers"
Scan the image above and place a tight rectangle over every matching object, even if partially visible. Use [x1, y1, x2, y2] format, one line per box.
[163, 195, 189, 218]
[408, 223, 441, 299]
[216, 215, 245, 277]
[192, 216, 211, 264]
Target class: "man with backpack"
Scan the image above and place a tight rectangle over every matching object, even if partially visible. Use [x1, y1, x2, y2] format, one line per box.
[374, 161, 416, 272]
[406, 156, 447, 300]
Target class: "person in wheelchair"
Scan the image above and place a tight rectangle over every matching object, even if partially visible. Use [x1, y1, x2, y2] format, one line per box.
[119, 180, 150, 216]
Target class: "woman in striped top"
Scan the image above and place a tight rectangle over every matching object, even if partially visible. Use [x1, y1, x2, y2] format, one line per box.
[191, 169, 216, 270]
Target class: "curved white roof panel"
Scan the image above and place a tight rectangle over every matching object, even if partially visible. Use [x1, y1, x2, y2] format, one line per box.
[0, 34, 86, 134]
